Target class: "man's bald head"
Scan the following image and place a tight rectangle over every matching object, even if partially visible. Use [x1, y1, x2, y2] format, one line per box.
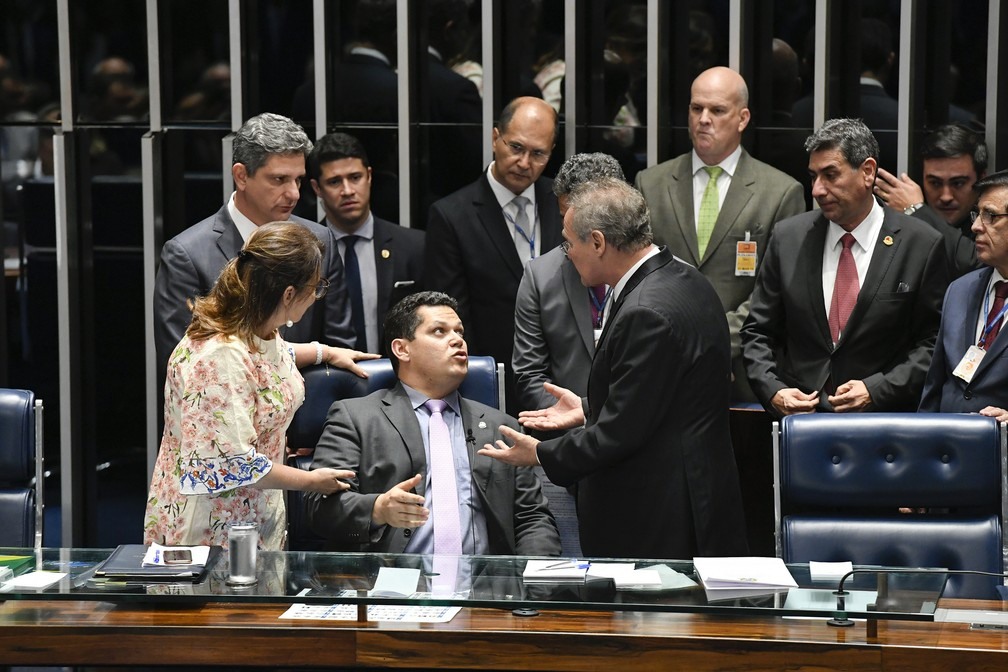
[688, 67, 751, 165]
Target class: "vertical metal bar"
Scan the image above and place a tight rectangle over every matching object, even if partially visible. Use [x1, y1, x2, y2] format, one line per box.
[646, 0, 659, 166]
[146, 0, 163, 132]
[481, 0, 494, 167]
[397, 0, 411, 228]
[772, 420, 783, 558]
[142, 134, 163, 480]
[987, 0, 1001, 169]
[144, 0, 165, 480]
[563, 0, 576, 159]
[34, 399, 44, 552]
[55, 0, 82, 547]
[1000, 420, 1007, 582]
[229, 0, 243, 132]
[729, 0, 742, 71]
[313, 0, 327, 139]
[813, 0, 829, 129]
[896, 0, 915, 175]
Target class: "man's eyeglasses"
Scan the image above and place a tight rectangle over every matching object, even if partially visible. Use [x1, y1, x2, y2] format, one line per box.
[971, 209, 1008, 227]
[499, 136, 551, 165]
[313, 278, 330, 300]
[560, 239, 571, 256]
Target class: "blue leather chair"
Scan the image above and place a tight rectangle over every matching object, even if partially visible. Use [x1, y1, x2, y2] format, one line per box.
[285, 357, 503, 550]
[0, 389, 44, 549]
[774, 413, 1006, 599]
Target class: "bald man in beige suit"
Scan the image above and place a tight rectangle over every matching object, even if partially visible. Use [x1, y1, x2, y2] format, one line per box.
[636, 67, 804, 401]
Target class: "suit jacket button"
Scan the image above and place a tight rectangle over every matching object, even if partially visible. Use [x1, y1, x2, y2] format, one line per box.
[964, 391, 973, 400]
[404, 529, 411, 537]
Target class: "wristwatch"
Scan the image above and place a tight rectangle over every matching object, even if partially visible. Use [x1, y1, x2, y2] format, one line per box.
[903, 202, 925, 216]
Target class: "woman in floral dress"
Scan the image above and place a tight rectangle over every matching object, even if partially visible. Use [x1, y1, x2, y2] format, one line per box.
[144, 221, 369, 549]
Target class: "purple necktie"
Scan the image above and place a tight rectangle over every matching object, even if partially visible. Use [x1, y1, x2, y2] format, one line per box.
[425, 400, 462, 556]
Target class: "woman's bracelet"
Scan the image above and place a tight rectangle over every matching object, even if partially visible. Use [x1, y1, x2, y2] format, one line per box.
[312, 341, 324, 366]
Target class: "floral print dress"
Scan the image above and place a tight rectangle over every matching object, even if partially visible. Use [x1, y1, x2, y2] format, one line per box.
[143, 332, 304, 550]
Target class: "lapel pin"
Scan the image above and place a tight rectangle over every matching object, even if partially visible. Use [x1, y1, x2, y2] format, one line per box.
[883, 235, 893, 246]
[381, 249, 391, 259]
[478, 421, 487, 429]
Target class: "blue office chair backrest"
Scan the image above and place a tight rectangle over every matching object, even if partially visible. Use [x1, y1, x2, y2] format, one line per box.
[775, 413, 1006, 599]
[286, 356, 501, 550]
[0, 389, 42, 548]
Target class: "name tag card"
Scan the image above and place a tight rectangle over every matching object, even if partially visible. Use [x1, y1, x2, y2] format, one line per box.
[953, 345, 986, 383]
[735, 239, 757, 276]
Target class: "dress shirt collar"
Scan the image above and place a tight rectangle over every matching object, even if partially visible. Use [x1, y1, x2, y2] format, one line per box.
[227, 191, 258, 243]
[985, 268, 1008, 295]
[611, 245, 661, 304]
[349, 45, 391, 67]
[487, 163, 536, 209]
[330, 212, 375, 243]
[859, 76, 885, 89]
[690, 144, 742, 178]
[402, 382, 462, 417]
[825, 197, 884, 253]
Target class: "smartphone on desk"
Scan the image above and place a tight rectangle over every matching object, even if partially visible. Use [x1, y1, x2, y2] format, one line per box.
[162, 549, 193, 565]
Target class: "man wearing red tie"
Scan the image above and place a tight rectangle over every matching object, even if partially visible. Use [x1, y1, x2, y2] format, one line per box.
[741, 118, 949, 416]
[920, 171, 1008, 420]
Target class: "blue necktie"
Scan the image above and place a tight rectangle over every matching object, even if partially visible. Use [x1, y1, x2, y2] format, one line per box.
[342, 236, 367, 351]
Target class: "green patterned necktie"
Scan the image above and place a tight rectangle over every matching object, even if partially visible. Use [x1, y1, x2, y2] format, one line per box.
[697, 165, 723, 258]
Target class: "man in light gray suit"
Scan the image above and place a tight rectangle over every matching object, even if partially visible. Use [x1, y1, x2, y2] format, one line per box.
[513, 153, 626, 413]
[635, 66, 805, 401]
[153, 113, 359, 380]
[307, 291, 560, 556]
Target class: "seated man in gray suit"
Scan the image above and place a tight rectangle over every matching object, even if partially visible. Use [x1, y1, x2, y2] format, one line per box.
[307, 291, 561, 556]
[635, 66, 805, 401]
[154, 113, 363, 380]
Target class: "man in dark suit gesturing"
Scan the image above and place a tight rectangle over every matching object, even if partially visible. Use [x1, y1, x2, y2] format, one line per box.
[425, 96, 563, 414]
[306, 291, 560, 557]
[154, 113, 361, 379]
[480, 177, 747, 560]
[309, 132, 424, 355]
[742, 118, 949, 416]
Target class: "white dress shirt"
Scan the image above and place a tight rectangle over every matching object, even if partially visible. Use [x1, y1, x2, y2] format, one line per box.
[690, 145, 742, 229]
[487, 164, 540, 264]
[822, 199, 884, 318]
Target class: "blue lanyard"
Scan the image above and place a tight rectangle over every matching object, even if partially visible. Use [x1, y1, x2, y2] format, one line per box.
[506, 204, 536, 259]
[588, 287, 612, 328]
[978, 284, 1008, 349]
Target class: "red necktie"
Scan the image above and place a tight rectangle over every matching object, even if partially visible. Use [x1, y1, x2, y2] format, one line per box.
[828, 233, 859, 345]
[980, 280, 1008, 349]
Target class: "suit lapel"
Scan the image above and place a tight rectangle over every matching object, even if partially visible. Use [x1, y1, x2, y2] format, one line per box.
[380, 385, 429, 497]
[703, 151, 755, 264]
[668, 160, 700, 266]
[959, 269, 992, 356]
[597, 248, 674, 348]
[459, 399, 493, 495]
[534, 180, 563, 251]
[803, 216, 833, 345]
[562, 258, 596, 355]
[372, 218, 395, 317]
[475, 177, 524, 281]
[214, 207, 244, 261]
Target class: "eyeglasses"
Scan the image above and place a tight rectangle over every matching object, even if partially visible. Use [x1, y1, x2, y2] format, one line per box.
[499, 136, 551, 165]
[313, 278, 330, 300]
[970, 209, 1008, 226]
[560, 239, 571, 256]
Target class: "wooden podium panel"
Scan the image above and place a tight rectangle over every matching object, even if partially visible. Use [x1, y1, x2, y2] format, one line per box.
[1, 599, 1007, 670]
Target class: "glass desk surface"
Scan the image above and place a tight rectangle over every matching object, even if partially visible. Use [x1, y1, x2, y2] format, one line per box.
[0, 547, 947, 622]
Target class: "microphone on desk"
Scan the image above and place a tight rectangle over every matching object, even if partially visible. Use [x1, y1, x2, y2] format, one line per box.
[828, 567, 1008, 627]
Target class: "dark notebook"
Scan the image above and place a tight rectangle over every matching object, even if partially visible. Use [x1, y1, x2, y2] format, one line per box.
[93, 544, 221, 583]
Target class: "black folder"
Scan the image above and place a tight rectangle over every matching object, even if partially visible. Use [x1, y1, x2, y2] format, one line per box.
[93, 544, 221, 583]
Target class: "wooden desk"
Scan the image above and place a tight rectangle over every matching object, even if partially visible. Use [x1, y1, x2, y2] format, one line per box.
[1, 598, 1006, 670]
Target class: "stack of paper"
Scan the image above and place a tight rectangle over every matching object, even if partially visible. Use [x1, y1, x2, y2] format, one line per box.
[693, 556, 798, 601]
[522, 559, 589, 583]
